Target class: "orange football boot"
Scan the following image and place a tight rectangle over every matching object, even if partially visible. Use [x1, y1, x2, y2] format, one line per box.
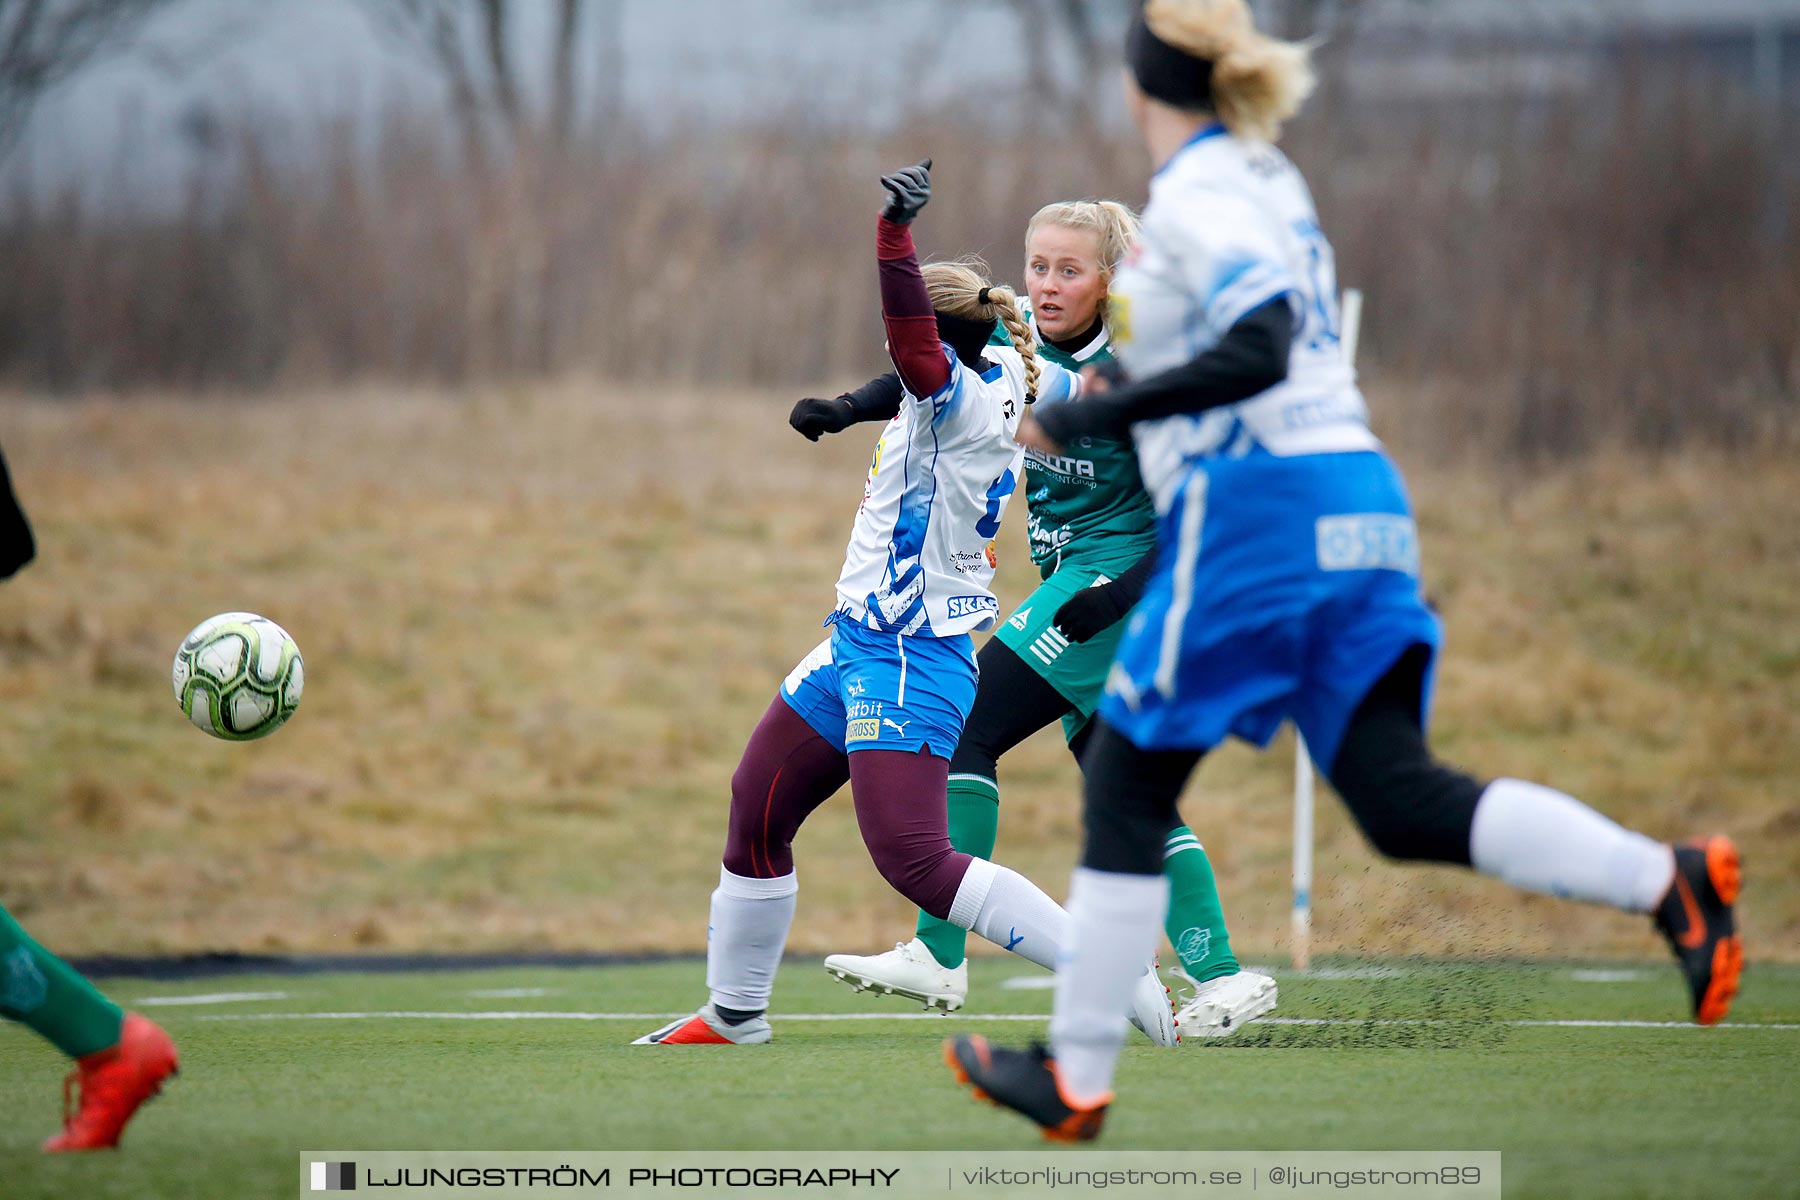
[43, 1013, 179, 1151]
[1653, 836, 1744, 1026]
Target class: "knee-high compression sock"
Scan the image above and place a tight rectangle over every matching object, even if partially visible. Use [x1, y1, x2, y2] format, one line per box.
[1050, 867, 1170, 1105]
[913, 775, 999, 969]
[1161, 826, 1239, 983]
[0, 904, 123, 1059]
[705, 867, 799, 1017]
[1470, 779, 1674, 911]
[946, 858, 1069, 972]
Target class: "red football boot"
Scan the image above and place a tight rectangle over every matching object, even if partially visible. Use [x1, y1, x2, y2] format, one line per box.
[42, 1013, 179, 1151]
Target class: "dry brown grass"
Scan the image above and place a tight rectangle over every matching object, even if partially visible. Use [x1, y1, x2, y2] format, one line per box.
[0, 381, 1795, 962]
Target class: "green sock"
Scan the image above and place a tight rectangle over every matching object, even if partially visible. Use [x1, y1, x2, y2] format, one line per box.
[1162, 826, 1240, 983]
[0, 904, 123, 1059]
[914, 775, 1001, 969]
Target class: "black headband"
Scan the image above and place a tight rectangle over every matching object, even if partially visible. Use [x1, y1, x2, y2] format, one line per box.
[1127, 10, 1215, 111]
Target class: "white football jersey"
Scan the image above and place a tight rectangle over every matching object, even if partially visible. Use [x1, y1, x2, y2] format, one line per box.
[834, 343, 1078, 636]
[1109, 125, 1380, 512]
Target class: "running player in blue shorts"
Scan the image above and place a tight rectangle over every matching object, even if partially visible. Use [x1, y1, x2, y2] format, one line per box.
[637, 161, 1178, 1049]
[798, 200, 1274, 1036]
[945, 0, 1744, 1140]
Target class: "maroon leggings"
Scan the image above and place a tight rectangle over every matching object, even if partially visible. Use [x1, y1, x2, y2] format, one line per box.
[722, 697, 975, 921]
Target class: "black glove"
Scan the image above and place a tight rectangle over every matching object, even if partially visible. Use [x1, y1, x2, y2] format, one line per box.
[1051, 549, 1157, 643]
[789, 396, 856, 442]
[1052, 584, 1131, 643]
[879, 158, 932, 224]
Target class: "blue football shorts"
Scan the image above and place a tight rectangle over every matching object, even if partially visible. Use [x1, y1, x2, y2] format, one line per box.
[778, 616, 978, 759]
[1099, 448, 1442, 777]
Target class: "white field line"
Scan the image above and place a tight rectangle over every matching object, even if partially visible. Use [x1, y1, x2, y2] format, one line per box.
[133, 991, 290, 1006]
[190, 1010, 1800, 1031]
[1568, 970, 1650, 983]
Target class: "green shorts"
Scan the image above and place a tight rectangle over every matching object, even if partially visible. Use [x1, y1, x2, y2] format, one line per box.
[993, 556, 1139, 744]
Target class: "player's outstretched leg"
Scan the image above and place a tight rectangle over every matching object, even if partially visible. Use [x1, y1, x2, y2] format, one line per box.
[823, 770, 990, 1011]
[0, 904, 178, 1150]
[849, 749, 1178, 1045]
[1330, 648, 1746, 1025]
[1161, 826, 1277, 1037]
[825, 638, 1058, 1013]
[943, 1035, 1108, 1142]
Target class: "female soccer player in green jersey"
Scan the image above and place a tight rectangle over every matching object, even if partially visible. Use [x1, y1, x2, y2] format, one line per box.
[792, 200, 1276, 1037]
[0, 444, 179, 1150]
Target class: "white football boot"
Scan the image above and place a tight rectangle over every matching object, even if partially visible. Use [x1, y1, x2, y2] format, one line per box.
[1172, 968, 1278, 1038]
[631, 1003, 771, 1045]
[824, 938, 968, 1012]
[1126, 962, 1181, 1046]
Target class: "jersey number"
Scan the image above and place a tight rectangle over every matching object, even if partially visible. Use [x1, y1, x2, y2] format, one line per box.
[976, 469, 1017, 539]
[1293, 219, 1341, 354]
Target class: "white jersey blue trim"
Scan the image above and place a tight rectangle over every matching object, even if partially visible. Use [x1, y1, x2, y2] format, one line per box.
[833, 343, 1077, 637]
[1110, 125, 1378, 513]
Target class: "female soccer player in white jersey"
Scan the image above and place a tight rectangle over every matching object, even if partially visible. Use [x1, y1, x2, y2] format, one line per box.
[945, 0, 1743, 1140]
[798, 200, 1275, 1037]
[636, 161, 1179, 1048]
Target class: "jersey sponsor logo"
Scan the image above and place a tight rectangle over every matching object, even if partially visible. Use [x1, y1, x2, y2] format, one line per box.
[1024, 450, 1097, 479]
[1029, 520, 1075, 556]
[847, 699, 883, 721]
[1008, 606, 1032, 631]
[949, 550, 986, 575]
[1282, 396, 1364, 430]
[946, 595, 998, 620]
[846, 718, 881, 742]
[1315, 514, 1420, 575]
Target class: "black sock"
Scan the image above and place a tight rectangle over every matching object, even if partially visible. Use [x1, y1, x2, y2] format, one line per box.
[713, 1004, 764, 1026]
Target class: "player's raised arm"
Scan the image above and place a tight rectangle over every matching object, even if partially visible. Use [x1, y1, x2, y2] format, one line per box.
[1035, 295, 1293, 447]
[875, 159, 953, 401]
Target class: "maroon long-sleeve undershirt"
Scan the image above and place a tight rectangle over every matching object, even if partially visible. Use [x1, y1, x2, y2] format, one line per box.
[877, 216, 951, 400]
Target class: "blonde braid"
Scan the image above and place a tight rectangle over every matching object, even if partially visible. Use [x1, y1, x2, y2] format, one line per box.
[921, 258, 1042, 404]
[985, 287, 1041, 403]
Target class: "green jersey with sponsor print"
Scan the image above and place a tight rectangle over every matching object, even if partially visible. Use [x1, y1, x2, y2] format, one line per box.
[989, 305, 1158, 577]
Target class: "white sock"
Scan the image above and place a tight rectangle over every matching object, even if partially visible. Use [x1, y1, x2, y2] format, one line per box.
[1050, 867, 1170, 1105]
[705, 866, 797, 1013]
[1469, 779, 1674, 912]
[947, 858, 1069, 972]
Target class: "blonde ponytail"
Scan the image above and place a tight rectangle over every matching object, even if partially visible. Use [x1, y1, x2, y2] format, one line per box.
[922, 259, 1042, 403]
[1145, 0, 1314, 143]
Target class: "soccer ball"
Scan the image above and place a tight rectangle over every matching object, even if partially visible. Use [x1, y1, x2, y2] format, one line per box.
[171, 612, 304, 740]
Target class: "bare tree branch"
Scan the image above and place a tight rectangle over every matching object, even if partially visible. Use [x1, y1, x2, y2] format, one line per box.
[361, 0, 492, 174]
[548, 0, 580, 149]
[478, 0, 520, 135]
[0, 0, 175, 163]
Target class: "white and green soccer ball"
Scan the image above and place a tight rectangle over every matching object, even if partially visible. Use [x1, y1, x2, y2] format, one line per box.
[171, 612, 304, 740]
